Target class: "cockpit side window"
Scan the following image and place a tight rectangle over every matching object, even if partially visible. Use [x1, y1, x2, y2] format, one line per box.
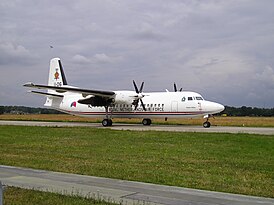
[195, 96, 203, 100]
[188, 97, 193, 101]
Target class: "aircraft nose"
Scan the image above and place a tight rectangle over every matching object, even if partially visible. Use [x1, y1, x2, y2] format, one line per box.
[216, 103, 225, 112]
[205, 101, 225, 114]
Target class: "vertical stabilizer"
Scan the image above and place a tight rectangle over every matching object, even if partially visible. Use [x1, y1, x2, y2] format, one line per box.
[45, 58, 67, 107]
[48, 58, 68, 87]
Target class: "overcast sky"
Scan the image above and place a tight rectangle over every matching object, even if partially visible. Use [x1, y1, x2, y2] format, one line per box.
[1, 0, 274, 108]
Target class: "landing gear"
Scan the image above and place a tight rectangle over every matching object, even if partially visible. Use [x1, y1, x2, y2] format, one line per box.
[102, 105, 113, 127]
[203, 121, 211, 128]
[142, 118, 152, 126]
[203, 114, 212, 128]
[102, 119, 113, 127]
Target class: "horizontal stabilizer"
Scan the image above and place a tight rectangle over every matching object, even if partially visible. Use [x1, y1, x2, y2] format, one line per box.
[29, 90, 64, 98]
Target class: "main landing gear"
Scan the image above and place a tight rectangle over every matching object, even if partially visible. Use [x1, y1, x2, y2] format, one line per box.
[102, 105, 113, 127]
[102, 118, 152, 127]
[142, 118, 152, 126]
[102, 119, 112, 127]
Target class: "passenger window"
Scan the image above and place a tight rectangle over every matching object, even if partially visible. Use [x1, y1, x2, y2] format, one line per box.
[188, 97, 193, 101]
[181, 97, 186, 102]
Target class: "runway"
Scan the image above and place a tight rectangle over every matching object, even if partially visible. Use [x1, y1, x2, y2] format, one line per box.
[0, 120, 274, 135]
[1, 165, 273, 205]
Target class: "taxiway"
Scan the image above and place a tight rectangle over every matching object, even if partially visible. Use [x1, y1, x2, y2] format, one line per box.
[0, 120, 274, 135]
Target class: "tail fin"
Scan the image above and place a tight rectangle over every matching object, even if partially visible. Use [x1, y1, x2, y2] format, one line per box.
[45, 58, 67, 108]
[48, 58, 68, 87]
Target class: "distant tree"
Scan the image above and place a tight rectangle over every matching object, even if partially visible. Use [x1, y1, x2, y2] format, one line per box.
[221, 106, 274, 117]
[0, 106, 4, 114]
[0, 106, 63, 115]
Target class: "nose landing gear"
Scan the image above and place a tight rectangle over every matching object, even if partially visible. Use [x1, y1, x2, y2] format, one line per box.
[203, 120, 211, 128]
[203, 114, 212, 128]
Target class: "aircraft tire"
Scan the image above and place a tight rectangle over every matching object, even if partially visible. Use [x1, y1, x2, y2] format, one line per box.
[142, 118, 151, 126]
[108, 119, 113, 126]
[102, 119, 112, 127]
[203, 121, 211, 128]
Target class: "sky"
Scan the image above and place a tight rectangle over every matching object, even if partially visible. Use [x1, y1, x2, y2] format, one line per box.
[1, 0, 274, 108]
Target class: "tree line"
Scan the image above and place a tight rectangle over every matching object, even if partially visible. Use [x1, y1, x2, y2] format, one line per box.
[0, 105, 274, 117]
[0, 106, 62, 115]
[221, 106, 274, 117]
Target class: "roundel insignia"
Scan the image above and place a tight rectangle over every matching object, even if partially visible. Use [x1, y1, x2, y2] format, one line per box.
[70, 101, 77, 107]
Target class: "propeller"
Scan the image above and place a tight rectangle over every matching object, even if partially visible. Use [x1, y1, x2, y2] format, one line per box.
[174, 83, 183, 92]
[132, 80, 146, 111]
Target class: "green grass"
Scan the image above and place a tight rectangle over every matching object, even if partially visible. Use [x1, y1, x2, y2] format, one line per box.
[0, 125, 273, 198]
[4, 187, 116, 205]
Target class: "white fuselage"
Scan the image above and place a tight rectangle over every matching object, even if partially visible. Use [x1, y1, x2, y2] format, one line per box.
[24, 57, 225, 127]
[50, 91, 224, 119]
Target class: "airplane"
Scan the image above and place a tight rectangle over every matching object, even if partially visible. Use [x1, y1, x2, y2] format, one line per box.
[24, 58, 225, 128]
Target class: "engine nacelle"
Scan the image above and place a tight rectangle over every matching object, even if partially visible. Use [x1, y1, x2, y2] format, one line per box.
[78, 95, 114, 106]
[114, 91, 137, 104]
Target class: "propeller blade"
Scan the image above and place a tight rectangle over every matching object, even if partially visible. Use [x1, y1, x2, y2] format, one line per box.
[139, 82, 144, 93]
[140, 99, 146, 111]
[133, 99, 139, 110]
[133, 80, 139, 93]
[174, 83, 177, 92]
[174, 82, 183, 92]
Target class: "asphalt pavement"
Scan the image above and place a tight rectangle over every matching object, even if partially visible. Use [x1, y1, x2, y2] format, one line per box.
[0, 120, 274, 135]
[1, 165, 273, 205]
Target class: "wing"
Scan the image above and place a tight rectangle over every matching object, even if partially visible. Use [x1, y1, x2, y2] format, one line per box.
[24, 82, 115, 98]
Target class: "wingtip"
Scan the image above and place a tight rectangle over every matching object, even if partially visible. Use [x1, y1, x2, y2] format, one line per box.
[23, 82, 34, 87]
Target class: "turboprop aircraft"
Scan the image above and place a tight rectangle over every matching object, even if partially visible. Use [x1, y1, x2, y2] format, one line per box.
[24, 58, 225, 128]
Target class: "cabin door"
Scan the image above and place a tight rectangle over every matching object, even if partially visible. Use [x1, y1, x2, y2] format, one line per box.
[171, 101, 178, 112]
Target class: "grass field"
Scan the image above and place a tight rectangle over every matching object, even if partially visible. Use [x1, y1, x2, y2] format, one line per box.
[4, 187, 115, 205]
[0, 125, 273, 198]
[1, 114, 274, 127]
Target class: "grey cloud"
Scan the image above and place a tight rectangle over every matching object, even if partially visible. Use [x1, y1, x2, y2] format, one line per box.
[256, 66, 274, 89]
[0, 42, 37, 65]
[1, 0, 274, 107]
[72, 53, 123, 64]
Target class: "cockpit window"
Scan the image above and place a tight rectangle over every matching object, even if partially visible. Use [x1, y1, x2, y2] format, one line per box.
[195, 96, 203, 100]
[188, 97, 193, 101]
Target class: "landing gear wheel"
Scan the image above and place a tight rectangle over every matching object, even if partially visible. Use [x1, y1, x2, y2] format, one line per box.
[102, 119, 112, 127]
[203, 121, 211, 128]
[108, 119, 113, 126]
[142, 118, 152, 126]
